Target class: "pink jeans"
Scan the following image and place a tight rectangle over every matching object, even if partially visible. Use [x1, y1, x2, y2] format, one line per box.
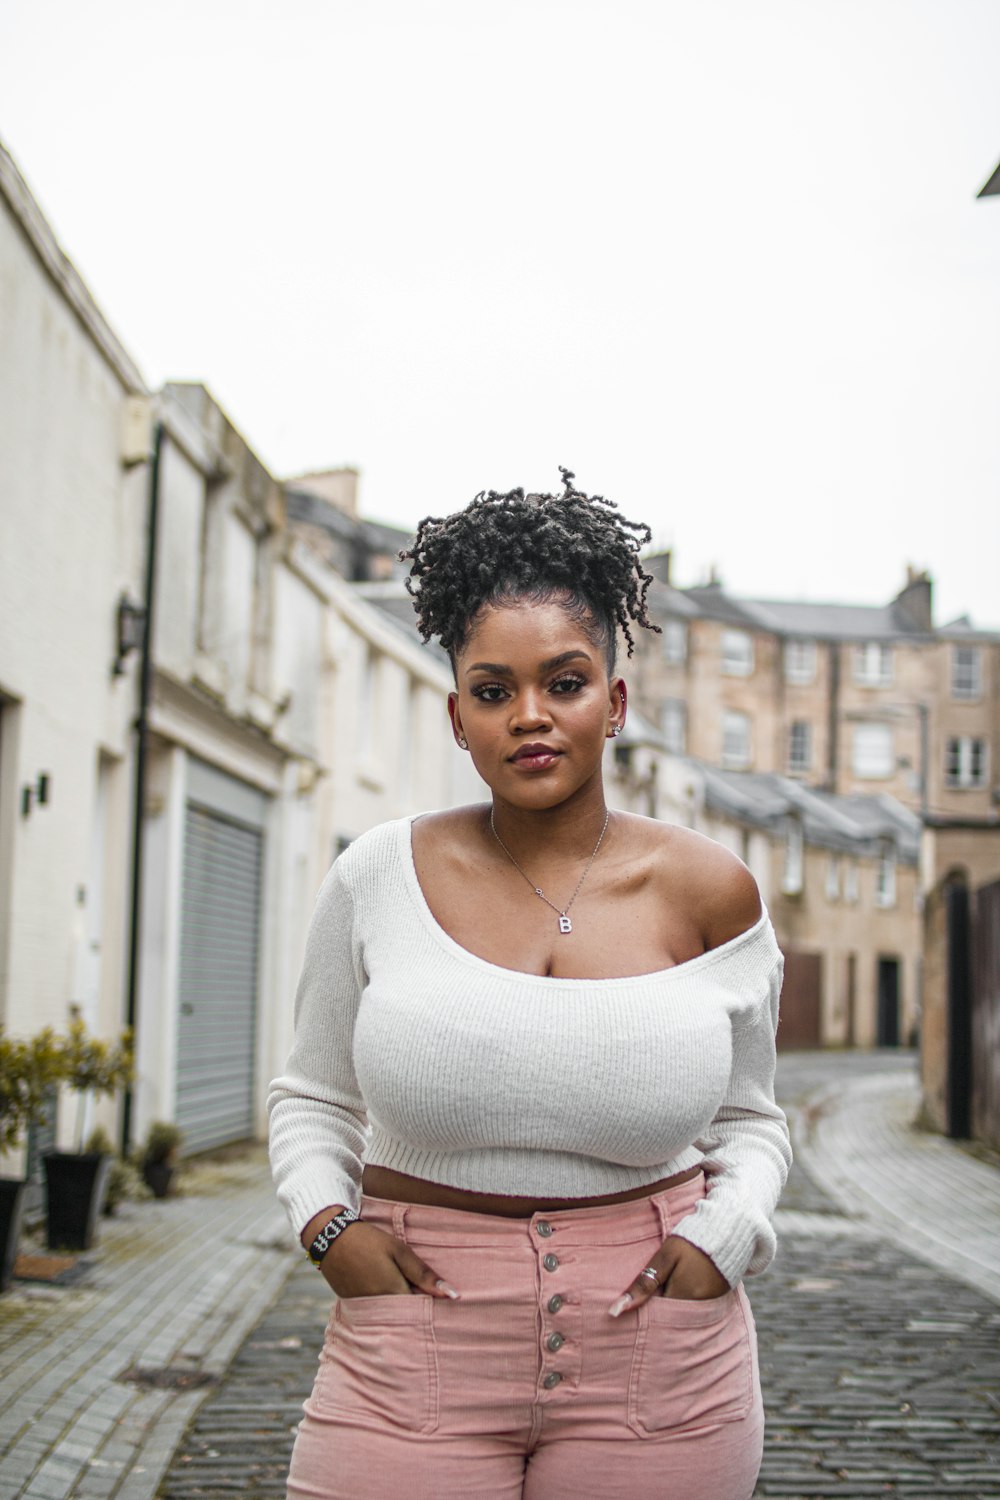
[287, 1172, 764, 1499]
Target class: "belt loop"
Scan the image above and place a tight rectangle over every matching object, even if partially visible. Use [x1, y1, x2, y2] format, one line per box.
[652, 1191, 672, 1240]
[392, 1202, 409, 1242]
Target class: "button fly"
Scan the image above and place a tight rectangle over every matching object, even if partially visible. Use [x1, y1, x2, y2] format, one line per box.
[536, 1220, 553, 1237]
[547, 1294, 563, 1313]
[546, 1332, 565, 1352]
[542, 1253, 559, 1273]
[543, 1371, 562, 1389]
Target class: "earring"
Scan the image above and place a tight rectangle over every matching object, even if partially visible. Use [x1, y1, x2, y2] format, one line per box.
[458, 737, 468, 750]
[612, 725, 623, 737]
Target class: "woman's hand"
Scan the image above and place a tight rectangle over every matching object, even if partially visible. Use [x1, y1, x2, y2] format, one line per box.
[311, 1219, 460, 1301]
[608, 1235, 729, 1316]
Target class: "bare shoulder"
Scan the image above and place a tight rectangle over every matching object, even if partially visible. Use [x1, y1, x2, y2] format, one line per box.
[626, 815, 763, 949]
[411, 804, 488, 864]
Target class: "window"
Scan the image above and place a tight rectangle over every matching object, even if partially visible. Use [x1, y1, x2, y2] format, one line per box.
[721, 710, 751, 768]
[788, 720, 811, 774]
[844, 859, 859, 904]
[663, 620, 687, 665]
[951, 646, 981, 699]
[852, 723, 894, 779]
[945, 736, 987, 789]
[825, 855, 841, 901]
[784, 639, 816, 684]
[721, 630, 754, 676]
[661, 699, 687, 754]
[875, 843, 896, 908]
[782, 819, 803, 895]
[853, 642, 893, 686]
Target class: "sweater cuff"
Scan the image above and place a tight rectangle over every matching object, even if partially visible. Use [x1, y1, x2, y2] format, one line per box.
[668, 1192, 778, 1288]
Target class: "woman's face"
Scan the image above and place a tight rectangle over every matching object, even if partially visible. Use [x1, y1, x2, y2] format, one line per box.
[448, 597, 626, 811]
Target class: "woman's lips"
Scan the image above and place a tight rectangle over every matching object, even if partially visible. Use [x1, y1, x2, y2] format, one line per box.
[510, 747, 563, 770]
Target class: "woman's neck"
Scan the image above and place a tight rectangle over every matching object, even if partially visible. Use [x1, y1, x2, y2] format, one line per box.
[488, 784, 610, 861]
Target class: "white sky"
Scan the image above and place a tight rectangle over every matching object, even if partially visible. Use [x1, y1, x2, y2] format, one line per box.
[1, 0, 998, 627]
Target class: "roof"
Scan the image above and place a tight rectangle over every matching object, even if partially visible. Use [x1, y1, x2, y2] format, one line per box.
[647, 578, 1000, 644]
[699, 764, 921, 862]
[351, 581, 451, 666]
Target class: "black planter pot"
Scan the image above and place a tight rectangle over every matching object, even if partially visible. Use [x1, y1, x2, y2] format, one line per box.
[42, 1151, 111, 1251]
[141, 1161, 174, 1199]
[0, 1177, 27, 1292]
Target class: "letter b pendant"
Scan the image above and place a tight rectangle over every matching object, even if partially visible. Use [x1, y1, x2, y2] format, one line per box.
[558, 915, 573, 935]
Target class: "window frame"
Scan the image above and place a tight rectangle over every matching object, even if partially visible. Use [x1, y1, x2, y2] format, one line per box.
[951, 645, 982, 700]
[721, 629, 754, 677]
[788, 719, 812, 775]
[853, 641, 893, 687]
[784, 638, 817, 684]
[851, 721, 894, 780]
[944, 735, 987, 789]
[721, 709, 752, 769]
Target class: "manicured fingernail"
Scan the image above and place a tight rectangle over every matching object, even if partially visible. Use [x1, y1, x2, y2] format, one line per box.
[608, 1294, 633, 1318]
[435, 1279, 460, 1299]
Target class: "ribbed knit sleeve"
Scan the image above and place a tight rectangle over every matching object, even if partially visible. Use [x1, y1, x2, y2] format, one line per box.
[266, 856, 370, 1233]
[666, 946, 791, 1287]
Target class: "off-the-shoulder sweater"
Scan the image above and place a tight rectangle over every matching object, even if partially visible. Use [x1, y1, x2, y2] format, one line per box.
[267, 815, 792, 1288]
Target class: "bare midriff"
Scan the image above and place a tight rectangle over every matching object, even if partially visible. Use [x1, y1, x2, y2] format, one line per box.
[361, 1162, 703, 1217]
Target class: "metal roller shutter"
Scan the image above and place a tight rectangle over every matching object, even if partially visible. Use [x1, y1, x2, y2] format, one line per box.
[176, 803, 263, 1152]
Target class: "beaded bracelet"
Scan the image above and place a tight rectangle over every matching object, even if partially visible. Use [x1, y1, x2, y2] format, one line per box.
[307, 1207, 360, 1266]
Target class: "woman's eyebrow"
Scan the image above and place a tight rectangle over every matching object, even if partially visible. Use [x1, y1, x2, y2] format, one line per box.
[465, 650, 592, 677]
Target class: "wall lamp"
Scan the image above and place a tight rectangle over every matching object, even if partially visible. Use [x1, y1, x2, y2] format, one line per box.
[113, 592, 147, 677]
[21, 772, 50, 818]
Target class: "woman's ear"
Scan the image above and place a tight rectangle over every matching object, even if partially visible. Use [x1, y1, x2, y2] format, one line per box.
[448, 692, 468, 750]
[608, 676, 627, 736]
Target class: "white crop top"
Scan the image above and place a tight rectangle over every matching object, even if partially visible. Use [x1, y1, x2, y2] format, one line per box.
[267, 815, 792, 1287]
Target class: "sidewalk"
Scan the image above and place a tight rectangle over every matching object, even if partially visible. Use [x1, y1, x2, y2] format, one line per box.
[0, 1149, 298, 1500]
[779, 1050, 1000, 1305]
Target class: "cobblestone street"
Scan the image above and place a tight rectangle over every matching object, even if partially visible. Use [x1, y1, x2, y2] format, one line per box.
[157, 1052, 1000, 1499]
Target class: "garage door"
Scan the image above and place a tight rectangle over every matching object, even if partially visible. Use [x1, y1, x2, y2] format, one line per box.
[176, 803, 263, 1152]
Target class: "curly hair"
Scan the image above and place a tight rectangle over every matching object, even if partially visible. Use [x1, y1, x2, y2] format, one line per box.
[399, 468, 661, 672]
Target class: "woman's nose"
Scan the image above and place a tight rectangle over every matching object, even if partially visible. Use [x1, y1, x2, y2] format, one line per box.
[509, 690, 551, 731]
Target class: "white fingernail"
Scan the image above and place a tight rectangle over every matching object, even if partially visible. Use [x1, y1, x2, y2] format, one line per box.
[608, 1293, 633, 1318]
[435, 1279, 460, 1299]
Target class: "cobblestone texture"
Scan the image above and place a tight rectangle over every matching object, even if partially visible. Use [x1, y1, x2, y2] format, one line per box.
[157, 1052, 1000, 1500]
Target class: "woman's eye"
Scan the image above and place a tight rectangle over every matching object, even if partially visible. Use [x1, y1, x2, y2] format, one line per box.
[471, 683, 508, 703]
[551, 676, 585, 694]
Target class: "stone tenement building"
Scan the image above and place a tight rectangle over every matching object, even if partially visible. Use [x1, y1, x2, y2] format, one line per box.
[631, 556, 999, 827]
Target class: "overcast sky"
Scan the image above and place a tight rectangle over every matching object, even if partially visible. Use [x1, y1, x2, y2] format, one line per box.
[2, 0, 998, 627]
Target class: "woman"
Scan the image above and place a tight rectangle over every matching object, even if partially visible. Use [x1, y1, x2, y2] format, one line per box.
[268, 470, 791, 1500]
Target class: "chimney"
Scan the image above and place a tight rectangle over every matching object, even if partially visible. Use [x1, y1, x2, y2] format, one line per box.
[644, 550, 672, 585]
[893, 566, 933, 632]
[287, 467, 360, 519]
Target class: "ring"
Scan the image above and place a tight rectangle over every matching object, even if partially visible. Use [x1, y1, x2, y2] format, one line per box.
[638, 1266, 660, 1285]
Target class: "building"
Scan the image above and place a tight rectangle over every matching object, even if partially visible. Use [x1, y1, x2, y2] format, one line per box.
[634, 557, 1000, 826]
[0, 135, 482, 1171]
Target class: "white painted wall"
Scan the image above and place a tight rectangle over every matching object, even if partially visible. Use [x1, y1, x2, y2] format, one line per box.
[0, 153, 146, 1150]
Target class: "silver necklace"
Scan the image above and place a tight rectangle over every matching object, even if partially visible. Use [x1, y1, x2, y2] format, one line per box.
[489, 808, 611, 935]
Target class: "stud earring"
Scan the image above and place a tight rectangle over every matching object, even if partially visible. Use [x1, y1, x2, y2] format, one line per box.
[458, 737, 468, 750]
[612, 725, 623, 737]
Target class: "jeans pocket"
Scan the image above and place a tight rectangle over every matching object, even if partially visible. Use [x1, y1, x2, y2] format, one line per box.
[627, 1285, 754, 1436]
[311, 1293, 439, 1434]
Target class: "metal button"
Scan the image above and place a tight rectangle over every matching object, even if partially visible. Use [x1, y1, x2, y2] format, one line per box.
[546, 1332, 565, 1352]
[547, 1294, 563, 1314]
[543, 1371, 562, 1389]
[542, 1253, 559, 1273]
[536, 1220, 553, 1237]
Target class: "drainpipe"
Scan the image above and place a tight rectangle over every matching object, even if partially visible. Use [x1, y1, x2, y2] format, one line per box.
[121, 420, 164, 1156]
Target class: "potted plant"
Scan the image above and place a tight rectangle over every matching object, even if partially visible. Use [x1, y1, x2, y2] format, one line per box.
[42, 1013, 134, 1251]
[0, 1027, 62, 1290]
[139, 1121, 183, 1199]
[84, 1126, 142, 1217]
